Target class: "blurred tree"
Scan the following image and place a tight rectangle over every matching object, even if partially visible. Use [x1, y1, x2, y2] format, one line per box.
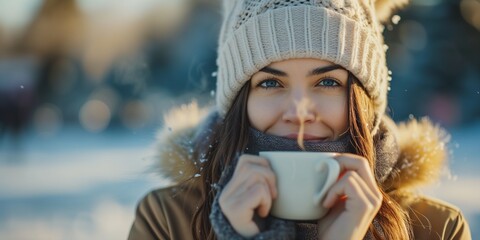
[0, 24, 4, 55]
[0, 0, 86, 138]
[16, 0, 85, 57]
[145, 0, 220, 95]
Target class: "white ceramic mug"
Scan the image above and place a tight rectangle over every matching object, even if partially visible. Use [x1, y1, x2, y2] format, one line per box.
[259, 151, 340, 220]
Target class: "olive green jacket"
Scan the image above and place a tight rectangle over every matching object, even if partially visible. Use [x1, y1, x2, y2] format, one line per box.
[128, 104, 472, 239]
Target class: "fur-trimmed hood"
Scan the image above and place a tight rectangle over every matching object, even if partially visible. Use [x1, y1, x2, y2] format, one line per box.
[154, 102, 450, 197]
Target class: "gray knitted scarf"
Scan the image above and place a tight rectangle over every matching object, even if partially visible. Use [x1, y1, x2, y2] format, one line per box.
[210, 120, 399, 239]
[245, 127, 353, 154]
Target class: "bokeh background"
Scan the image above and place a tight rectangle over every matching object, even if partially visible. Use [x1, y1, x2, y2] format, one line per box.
[0, 0, 479, 239]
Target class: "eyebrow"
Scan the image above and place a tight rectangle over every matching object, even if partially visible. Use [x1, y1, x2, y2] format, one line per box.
[259, 64, 345, 77]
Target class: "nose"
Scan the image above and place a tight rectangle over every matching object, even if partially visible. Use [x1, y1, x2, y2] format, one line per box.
[282, 94, 317, 124]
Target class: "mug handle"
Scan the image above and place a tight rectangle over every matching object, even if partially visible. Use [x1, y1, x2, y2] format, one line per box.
[313, 160, 340, 206]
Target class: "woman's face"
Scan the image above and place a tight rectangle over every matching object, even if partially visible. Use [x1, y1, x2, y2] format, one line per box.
[247, 58, 349, 141]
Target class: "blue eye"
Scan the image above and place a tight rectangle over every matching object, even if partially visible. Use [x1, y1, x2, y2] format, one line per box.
[259, 79, 281, 89]
[318, 78, 339, 87]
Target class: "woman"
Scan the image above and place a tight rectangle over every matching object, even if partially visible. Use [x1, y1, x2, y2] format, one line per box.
[128, 0, 471, 239]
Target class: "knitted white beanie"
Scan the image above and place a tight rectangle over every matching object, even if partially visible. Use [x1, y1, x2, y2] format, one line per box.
[215, 0, 407, 134]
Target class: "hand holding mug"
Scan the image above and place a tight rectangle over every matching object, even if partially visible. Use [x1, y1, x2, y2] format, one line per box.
[218, 154, 277, 237]
[317, 153, 383, 240]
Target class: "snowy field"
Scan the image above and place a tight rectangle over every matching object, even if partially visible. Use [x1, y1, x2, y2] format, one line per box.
[0, 122, 479, 239]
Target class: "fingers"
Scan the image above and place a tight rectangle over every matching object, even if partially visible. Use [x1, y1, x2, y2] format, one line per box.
[318, 173, 381, 240]
[218, 156, 274, 237]
[222, 179, 272, 213]
[229, 155, 276, 217]
[227, 154, 277, 199]
[219, 154, 277, 225]
[323, 171, 381, 212]
[323, 153, 382, 216]
[249, 183, 272, 217]
[333, 153, 378, 194]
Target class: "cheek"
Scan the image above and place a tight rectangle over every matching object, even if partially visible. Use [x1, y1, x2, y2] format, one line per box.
[247, 95, 280, 131]
[317, 95, 348, 132]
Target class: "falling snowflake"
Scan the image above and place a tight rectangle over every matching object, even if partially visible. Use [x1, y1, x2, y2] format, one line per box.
[392, 15, 401, 25]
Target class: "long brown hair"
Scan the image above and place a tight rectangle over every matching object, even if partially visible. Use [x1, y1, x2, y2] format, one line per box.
[348, 75, 412, 239]
[191, 73, 411, 239]
[191, 83, 252, 240]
